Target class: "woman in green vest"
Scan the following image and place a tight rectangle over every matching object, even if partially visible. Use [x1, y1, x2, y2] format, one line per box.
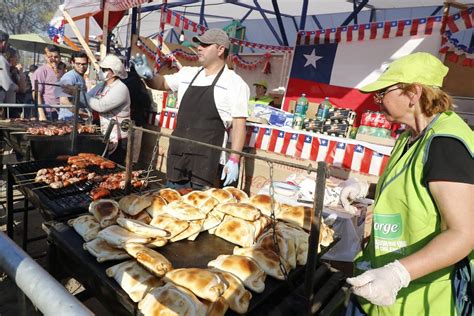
[345, 52, 473, 315]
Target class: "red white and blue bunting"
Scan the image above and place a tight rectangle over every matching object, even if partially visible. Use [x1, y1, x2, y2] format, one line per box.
[296, 16, 442, 45]
[48, 16, 65, 45]
[162, 8, 292, 52]
[105, 0, 150, 11]
[444, 7, 474, 33]
[440, 30, 474, 66]
[146, 110, 391, 177]
[440, 7, 474, 66]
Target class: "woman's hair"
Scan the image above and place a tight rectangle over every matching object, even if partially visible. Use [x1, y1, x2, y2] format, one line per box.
[400, 83, 453, 117]
[4, 46, 17, 61]
[57, 61, 67, 71]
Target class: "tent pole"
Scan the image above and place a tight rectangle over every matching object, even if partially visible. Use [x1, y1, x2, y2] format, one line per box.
[299, 0, 309, 30]
[199, 0, 205, 26]
[271, 0, 289, 46]
[253, 0, 283, 45]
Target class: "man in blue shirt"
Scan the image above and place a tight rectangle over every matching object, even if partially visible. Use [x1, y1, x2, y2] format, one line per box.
[58, 51, 88, 120]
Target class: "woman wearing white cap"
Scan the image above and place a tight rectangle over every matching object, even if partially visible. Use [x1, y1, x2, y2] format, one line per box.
[86, 54, 130, 163]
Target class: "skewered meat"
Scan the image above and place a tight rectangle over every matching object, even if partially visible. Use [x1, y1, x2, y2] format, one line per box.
[90, 187, 111, 200]
[66, 153, 116, 169]
[26, 124, 96, 136]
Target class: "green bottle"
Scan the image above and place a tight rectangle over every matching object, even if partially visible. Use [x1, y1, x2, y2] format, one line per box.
[316, 97, 332, 120]
[295, 93, 309, 116]
[166, 91, 177, 108]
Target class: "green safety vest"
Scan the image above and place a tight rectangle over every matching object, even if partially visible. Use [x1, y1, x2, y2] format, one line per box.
[249, 95, 274, 107]
[355, 112, 474, 315]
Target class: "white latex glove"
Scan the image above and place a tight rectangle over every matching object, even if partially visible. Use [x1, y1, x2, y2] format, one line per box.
[130, 53, 153, 80]
[346, 260, 411, 306]
[340, 178, 369, 214]
[221, 158, 239, 186]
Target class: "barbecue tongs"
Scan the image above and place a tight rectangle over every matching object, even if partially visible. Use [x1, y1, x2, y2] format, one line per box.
[101, 118, 117, 157]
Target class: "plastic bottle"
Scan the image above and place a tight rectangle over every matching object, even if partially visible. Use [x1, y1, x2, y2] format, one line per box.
[316, 97, 332, 120]
[293, 93, 308, 130]
[166, 91, 177, 108]
[295, 93, 309, 116]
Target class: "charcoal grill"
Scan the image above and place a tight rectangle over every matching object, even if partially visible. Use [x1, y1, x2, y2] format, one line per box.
[6, 159, 162, 238]
[44, 220, 342, 316]
[0, 124, 104, 160]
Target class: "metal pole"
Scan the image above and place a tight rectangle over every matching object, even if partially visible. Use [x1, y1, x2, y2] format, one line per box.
[34, 80, 39, 121]
[70, 87, 81, 155]
[304, 161, 327, 311]
[133, 126, 319, 173]
[124, 120, 135, 194]
[271, 0, 289, 46]
[299, 0, 309, 30]
[0, 231, 93, 315]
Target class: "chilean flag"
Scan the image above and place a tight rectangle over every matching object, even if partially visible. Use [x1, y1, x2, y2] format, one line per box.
[285, 133, 299, 156]
[248, 126, 259, 148]
[351, 145, 375, 174]
[316, 138, 330, 162]
[284, 27, 442, 117]
[256, 128, 272, 151]
[272, 130, 286, 154]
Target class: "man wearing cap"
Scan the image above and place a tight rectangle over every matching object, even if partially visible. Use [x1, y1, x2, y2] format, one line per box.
[249, 80, 273, 106]
[132, 28, 249, 189]
[343, 52, 473, 315]
[31, 45, 61, 121]
[85, 54, 130, 163]
[0, 31, 17, 110]
[248, 80, 274, 116]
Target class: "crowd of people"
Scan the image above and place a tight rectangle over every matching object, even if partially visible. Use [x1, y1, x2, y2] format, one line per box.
[0, 30, 152, 165]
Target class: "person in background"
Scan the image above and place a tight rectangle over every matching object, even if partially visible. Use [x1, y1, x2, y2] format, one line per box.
[31, 45, 61, 121]
[121, 65, 151, 163]
[57, 61, 67, 78]
[4, 47, 27, 118]
[344, 52, 473, 315]
[84, 54, 130, 164]
[248, 80, 274, 116]
[132, 28, 249, 189]
[58, 52, 89, 121]
[0, 31, 17, 117]
[249, 80, 273, 106]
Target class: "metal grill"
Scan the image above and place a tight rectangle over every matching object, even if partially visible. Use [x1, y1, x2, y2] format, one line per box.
[10, 160, 162, 220]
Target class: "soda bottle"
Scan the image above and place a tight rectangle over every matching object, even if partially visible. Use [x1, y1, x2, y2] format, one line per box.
[295, 93, 309, 116]
[316, 97, 332, 120]
[166, 91, 177, 108]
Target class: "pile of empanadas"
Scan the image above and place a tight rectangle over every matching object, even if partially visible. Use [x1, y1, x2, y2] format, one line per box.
[66, 186, 335, 315]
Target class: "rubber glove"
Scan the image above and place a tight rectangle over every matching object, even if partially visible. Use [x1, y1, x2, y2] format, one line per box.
[221, 157, 239, 186]
[346, 260, 411, 306]
[340, 178, 369, 214]
[130, 53, 153, 80]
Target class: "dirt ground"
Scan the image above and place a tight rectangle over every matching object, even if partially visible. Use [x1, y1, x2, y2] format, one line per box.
[0, 157, 113, 315]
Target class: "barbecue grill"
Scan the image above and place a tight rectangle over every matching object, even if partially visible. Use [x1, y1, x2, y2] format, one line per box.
[6, 159, 162, 239]
[0, 122, 104, 160]
[44, 221, 345, 315]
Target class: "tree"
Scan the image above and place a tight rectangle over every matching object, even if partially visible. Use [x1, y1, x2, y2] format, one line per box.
[0, 0, 61, 35]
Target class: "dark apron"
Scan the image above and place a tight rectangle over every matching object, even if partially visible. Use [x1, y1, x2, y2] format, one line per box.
[167, 66, 226, 187]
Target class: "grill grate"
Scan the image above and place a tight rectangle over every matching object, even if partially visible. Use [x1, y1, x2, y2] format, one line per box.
[10, 159, 162, 220]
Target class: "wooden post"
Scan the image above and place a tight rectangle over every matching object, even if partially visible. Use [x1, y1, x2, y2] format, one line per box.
[100, 6, 110, 59]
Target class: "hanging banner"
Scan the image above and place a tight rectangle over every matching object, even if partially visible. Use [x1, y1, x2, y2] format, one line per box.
[296, 16, 442, 45]
[163, 8, 292, 52]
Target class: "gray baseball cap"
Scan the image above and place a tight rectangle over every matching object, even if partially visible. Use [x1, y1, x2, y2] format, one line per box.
[192, 29, 230, 49]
